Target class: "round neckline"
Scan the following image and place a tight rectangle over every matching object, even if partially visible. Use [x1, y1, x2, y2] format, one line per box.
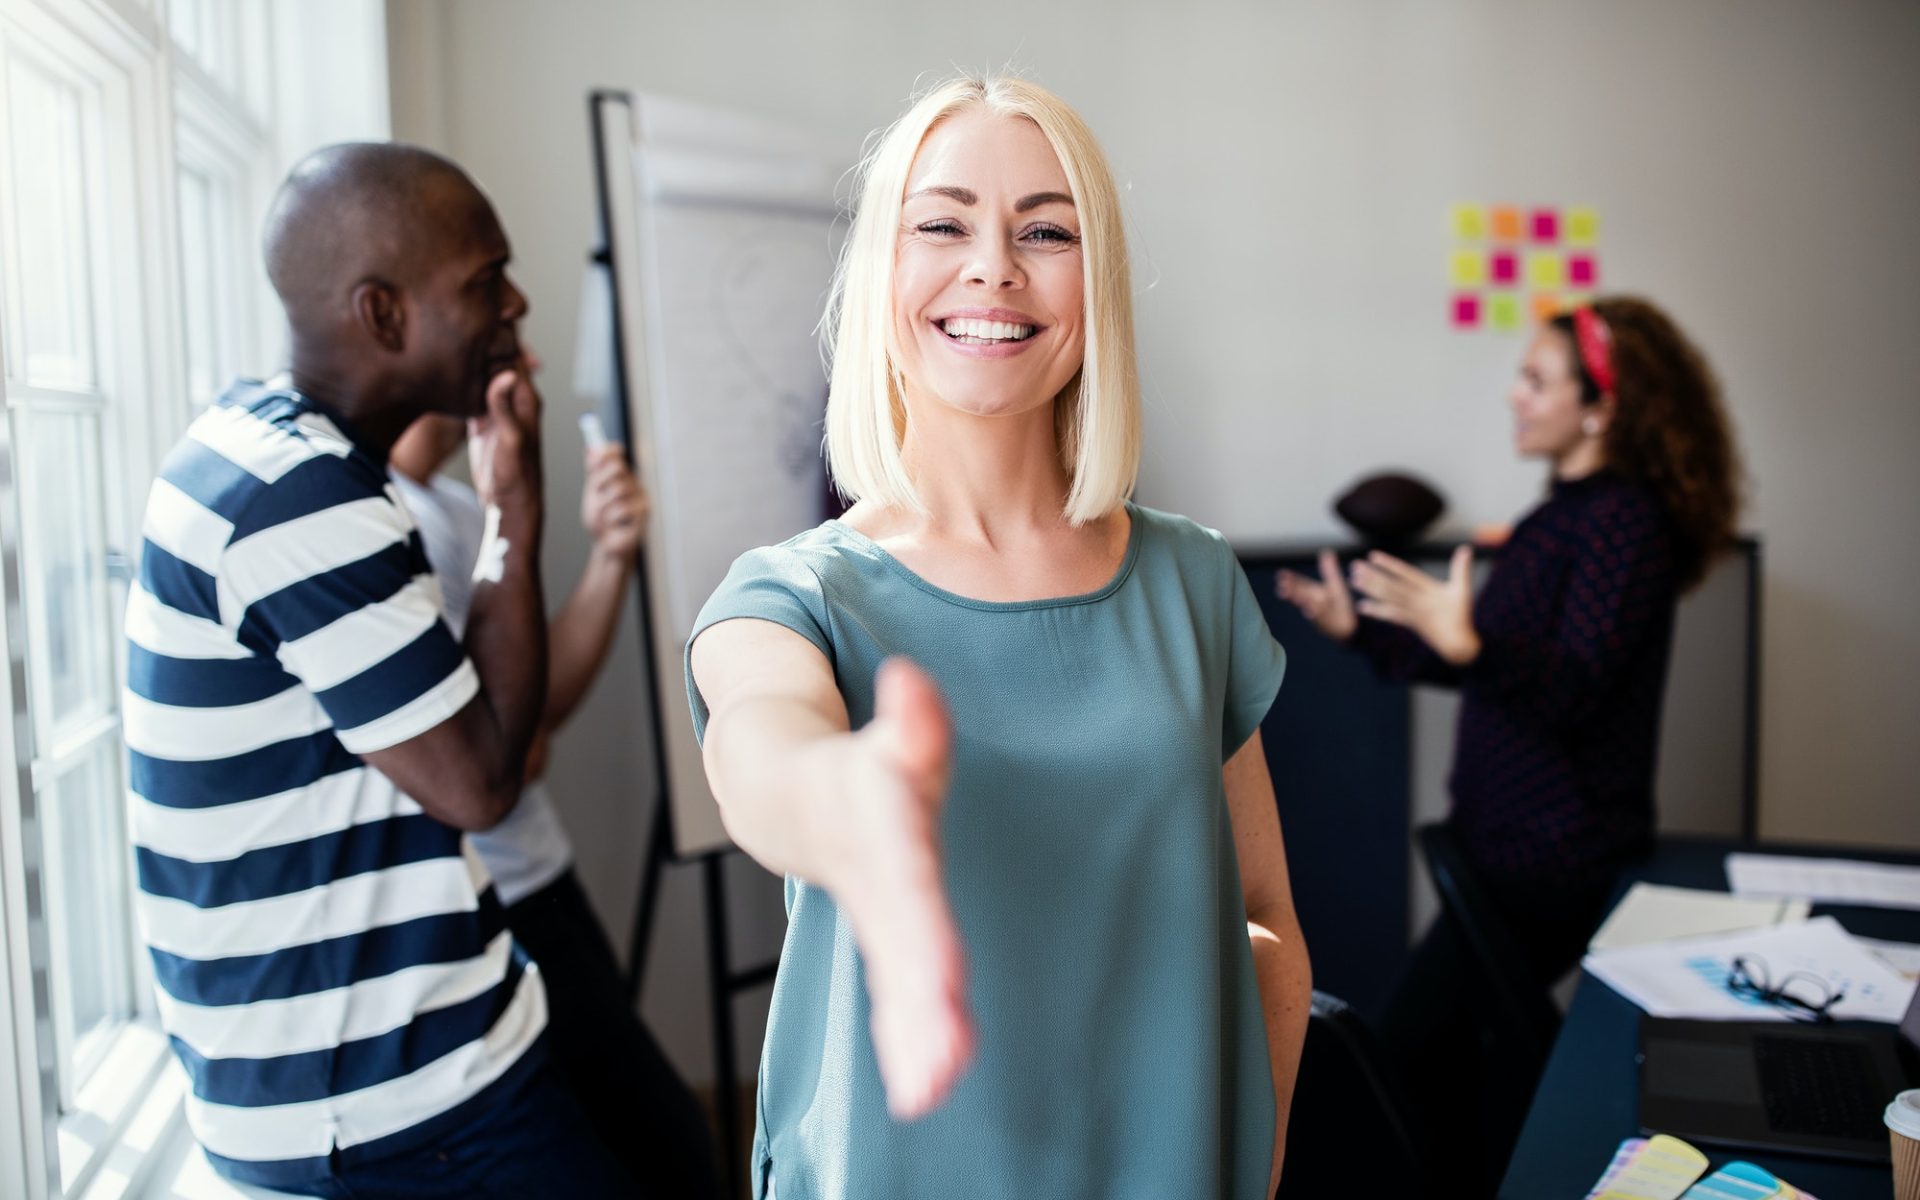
[824, 502, 1143, 612]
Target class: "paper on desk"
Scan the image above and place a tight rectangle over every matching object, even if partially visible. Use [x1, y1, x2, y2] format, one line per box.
[1727, 852, 1920, 911]
[1581, 916, 1916, 1022]
[1858, 936, 1920, 980]
[1588, 884, 1810, 953]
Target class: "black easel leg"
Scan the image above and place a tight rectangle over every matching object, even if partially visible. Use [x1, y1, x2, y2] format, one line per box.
[705, 853, 743, 1199]
[626, 794, 672, 1003]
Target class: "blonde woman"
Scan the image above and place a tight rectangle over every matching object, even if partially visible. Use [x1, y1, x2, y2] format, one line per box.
[687, 76, 1310, 1200]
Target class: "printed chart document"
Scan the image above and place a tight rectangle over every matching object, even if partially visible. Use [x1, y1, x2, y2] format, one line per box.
[1727, 852, 1920, 911]
[1582, 916, 1916, 1022]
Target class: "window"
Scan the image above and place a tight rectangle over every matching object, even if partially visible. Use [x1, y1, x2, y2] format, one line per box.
[0, 1, 386, 1195]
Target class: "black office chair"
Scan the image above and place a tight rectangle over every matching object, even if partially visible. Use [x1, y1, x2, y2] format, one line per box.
[1276, 991, 1430, 1199]
[1416, 823, 1561, 1065]
[1416, 822, 1562, 1190]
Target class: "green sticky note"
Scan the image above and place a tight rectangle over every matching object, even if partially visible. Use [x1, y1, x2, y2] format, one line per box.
[1526, 251, 1564, 289]
[1451, 203, 1488, 241]
[1489, 293, 1523, 332]
[1450, 249, 1487, 287]
[1566, 206, 1600, 246]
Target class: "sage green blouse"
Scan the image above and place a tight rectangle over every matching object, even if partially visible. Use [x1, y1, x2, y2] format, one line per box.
[687, 503, 1288, 1200]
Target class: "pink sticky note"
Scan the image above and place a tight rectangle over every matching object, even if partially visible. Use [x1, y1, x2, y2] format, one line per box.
[1452, 294, 1481, 329]
[1490, 250, 1519, 285]
[1531, 208, 1559, 242]
[1569, 253, 1598, 287]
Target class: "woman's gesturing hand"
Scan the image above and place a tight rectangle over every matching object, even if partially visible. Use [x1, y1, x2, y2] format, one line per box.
[1349, 545, 1483, 666]
[1276, 549, 1358, 642]
[834, 657, 977, 1121]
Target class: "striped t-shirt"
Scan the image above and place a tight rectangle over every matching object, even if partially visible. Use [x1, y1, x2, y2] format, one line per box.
[124, 380, 547, 1188]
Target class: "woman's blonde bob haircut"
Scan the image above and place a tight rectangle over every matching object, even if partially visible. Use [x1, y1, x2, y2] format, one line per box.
[822, 75, 1141, 526]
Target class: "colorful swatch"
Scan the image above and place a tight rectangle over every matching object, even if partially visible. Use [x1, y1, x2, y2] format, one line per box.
[1531, 207, 1560, 242]
[1451, 203, 1488, 241]
[1592, 1134, 1709, 1200]
[1452, 294, 1481, 329]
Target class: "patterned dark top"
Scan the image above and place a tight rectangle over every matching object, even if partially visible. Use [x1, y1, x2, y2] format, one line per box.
[1351, 470, 1681, 892]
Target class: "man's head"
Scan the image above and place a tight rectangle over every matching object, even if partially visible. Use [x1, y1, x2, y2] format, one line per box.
[264, 143, 526, 420]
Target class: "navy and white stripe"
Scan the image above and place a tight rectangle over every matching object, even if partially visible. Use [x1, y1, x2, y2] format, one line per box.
[125, 380, 545, 1186]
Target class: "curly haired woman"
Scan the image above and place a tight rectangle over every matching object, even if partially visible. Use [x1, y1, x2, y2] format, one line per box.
[1279, 295, 1743, 1186]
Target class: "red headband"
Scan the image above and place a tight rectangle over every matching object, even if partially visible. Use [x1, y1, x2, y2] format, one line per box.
[1573, 306, 1617, 397]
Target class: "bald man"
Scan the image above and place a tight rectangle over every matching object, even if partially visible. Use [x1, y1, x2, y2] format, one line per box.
[124, 144, 638, 1196]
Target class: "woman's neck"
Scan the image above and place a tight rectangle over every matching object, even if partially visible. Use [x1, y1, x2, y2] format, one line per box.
[1552, 438, 1608, 482]
[892, 399, 1073, 544]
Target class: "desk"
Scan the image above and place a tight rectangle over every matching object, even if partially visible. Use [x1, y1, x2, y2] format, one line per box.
[1500, 836, 1920, 1199]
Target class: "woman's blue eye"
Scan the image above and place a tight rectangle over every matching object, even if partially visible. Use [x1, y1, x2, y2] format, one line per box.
[1023, 225, 1078, 245]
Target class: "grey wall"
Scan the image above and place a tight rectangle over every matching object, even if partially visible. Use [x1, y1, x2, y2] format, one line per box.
[385, 0, 1920, 1086]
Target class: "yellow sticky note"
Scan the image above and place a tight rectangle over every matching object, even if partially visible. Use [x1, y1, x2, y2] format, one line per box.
[1526, 251, 1564, 289]
[1488, 293, 1522, 333]
[1451, 203, 1488, 241]
[1566, 206, 1600, 246]
[1594, 1134, 1709, 1200]
[1450, 249, 1487, 287]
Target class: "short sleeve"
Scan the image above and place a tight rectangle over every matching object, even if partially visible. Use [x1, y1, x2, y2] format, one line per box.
[1221, 545, 1287, 761]
[227, 480, 477, 756]
[684, 543, 835, 744]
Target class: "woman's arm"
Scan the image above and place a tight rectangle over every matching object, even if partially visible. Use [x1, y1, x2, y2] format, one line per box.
[1225, 729, 1311, 1195]
[690, 619, 975, 1118]
[544, 444, 647, 729]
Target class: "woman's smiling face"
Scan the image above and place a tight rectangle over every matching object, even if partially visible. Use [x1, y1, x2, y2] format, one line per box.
[890, 106, 1087, 422]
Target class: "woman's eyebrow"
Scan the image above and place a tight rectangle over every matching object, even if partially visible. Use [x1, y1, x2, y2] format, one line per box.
[907, 185, 976, 205]
[1015, 191, 1074, 212]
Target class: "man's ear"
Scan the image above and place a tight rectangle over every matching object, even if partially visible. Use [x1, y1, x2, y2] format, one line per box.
[350, 279, 406, 352]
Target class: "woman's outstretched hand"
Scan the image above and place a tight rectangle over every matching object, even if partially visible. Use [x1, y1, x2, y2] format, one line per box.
[1276, 549, 1358, 642]
[834, 657, 976, 1121]
[1349, 545, 1482, 666]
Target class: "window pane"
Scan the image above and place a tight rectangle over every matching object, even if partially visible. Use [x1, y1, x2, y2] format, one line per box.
[176, 165, 222, 406]
[3, 48, 97, 389]
[168, 0, 204, 63]
[12, 406, 114, 750]
[42, 737, 133, 1080]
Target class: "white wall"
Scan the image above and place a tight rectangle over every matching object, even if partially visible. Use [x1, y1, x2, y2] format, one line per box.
[385, 0, 1920, 1086]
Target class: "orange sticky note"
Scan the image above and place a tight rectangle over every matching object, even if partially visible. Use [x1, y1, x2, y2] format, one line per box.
[1531, 293, 1563, 323]
[1490, 205, 1524, 242]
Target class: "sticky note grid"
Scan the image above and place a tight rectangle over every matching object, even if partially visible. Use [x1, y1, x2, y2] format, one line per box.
[1448, 203, 1599, 333]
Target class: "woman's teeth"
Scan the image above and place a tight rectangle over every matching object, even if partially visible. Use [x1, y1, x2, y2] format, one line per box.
[940, 317, 1036, 344]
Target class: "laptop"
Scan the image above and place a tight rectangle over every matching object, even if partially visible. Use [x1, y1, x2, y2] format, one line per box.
[1637, 981, 1920, 1162]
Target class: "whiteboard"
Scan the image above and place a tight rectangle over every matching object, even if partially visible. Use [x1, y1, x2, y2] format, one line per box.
[594, 93, 843, 857]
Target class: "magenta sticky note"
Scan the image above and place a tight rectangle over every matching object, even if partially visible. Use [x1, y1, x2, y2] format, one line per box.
[1452, 294, 1481, 329]
[1490, 250, 1519, 285]
[1531, 208, 1559, 242]
[1569, 253, 1597, 287]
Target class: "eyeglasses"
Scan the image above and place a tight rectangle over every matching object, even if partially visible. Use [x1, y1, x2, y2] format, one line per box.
[1726, 955, 1846, 1023]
